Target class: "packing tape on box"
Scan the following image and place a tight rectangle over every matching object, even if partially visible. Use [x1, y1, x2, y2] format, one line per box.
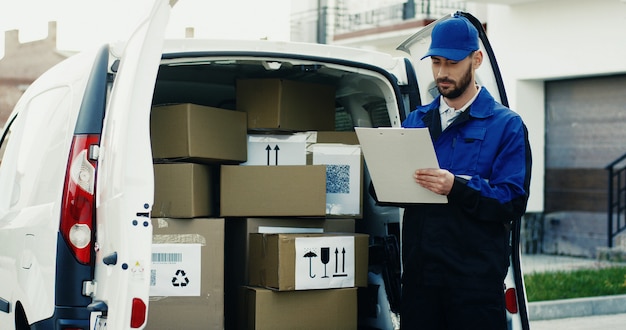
[153, 234, 206, 245]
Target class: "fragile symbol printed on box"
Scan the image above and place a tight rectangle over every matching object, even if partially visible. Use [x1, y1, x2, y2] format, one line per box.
[149, 244, 201, 296]
[295, 236, 355, 290]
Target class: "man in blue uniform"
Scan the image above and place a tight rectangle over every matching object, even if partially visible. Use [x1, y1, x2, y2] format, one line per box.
[400, 14, 532, 329]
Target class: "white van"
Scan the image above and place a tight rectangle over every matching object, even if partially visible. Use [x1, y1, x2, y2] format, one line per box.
[0, 1, 530, 329]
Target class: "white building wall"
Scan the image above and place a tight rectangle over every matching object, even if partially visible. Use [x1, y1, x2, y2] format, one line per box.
[481, 0, 626, 212]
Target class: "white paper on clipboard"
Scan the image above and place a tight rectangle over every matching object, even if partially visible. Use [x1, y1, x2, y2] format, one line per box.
[355, 127, 448, 204]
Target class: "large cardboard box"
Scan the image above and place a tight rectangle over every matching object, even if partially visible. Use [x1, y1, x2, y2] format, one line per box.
[220, 165, 327, 217]
[147, 218, 225, 330]
[239, 286, 357, 330]
[236, 79, 335, 131]
[152, 163, 216, 218]
[248, 233, 368, 291]
[224, 218, 356, 330]
[225, 218, 356, 291]
[151, 103, 247, 163]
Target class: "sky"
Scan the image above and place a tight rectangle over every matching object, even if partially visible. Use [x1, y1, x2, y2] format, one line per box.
[0, 0, 292, 58]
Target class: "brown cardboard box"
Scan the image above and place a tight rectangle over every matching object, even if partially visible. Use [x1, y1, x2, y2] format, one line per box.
[152, 163, 216, 218]
[147, 218, 225, 330]
[151, 103, 247, 163]
[224, 218, 356, 330]
[312, 131, 360, 145]
[225, 218, 356, 290]
[220, 165, 327, 217]
[239, 286, 357, 330]
[236, 79, 335, 131]
[248, 233, 368, 291]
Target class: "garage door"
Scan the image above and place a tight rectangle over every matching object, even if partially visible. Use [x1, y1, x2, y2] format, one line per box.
[545, 74, 626, 212]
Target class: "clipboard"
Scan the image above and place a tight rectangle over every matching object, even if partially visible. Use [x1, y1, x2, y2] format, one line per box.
[355, 127, 447, 204]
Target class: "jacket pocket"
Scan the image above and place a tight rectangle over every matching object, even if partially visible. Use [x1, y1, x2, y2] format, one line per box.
[450, 127, 486, 173]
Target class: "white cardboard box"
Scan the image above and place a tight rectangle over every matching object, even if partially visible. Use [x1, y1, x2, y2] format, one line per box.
[312, 143, 362, 217]
[242, 133, 307, 165]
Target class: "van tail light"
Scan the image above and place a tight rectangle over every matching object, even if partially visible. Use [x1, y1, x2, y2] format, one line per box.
[505, 288, 519, 314]
[60, 134, 100, 265]
[130, 298, 147, 328]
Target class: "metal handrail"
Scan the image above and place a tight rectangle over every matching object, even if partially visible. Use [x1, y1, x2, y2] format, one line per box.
[606, 152, 626, 248]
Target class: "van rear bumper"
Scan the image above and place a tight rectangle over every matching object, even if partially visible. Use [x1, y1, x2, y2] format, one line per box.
[30, 305, 91, 330]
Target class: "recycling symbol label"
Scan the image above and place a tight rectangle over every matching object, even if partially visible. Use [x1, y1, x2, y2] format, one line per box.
[150, 243, 201, 297]
[172, 269, 190, 287]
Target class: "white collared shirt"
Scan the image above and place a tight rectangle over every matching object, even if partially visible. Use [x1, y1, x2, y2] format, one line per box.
[439, 86, 481, 131]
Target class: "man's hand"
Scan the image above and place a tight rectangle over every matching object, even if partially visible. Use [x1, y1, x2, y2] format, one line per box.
[414, 168, 455, 195]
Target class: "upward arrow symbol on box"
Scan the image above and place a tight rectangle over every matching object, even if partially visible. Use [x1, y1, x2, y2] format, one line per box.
[265, 144, 280, 165]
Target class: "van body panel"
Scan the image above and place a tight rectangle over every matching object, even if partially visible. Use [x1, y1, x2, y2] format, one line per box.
[0, 47, 99, 328]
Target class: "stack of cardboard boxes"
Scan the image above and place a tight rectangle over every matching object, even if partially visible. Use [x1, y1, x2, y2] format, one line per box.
[148, 79, 368, 329]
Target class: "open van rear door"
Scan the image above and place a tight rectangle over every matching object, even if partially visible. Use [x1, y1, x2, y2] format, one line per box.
[91, 1, 174, 329]
[396, 11, 530, 330]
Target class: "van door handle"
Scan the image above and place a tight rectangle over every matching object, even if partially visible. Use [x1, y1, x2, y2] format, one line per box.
[21, 234, 35, 269]
[102, 252, 117, 265]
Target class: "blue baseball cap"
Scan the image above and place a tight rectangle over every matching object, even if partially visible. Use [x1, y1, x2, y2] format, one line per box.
[421, 15, 479, 61]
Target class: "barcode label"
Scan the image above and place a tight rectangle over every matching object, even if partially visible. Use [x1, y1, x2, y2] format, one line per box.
[150, 269, 156, 286]
[152, 252, 183, 263]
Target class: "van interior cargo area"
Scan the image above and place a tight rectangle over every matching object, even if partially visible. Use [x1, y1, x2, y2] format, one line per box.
[146, 54, 404, 330]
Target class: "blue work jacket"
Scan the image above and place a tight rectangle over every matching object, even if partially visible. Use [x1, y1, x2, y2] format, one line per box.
[400, 87, 532, 290]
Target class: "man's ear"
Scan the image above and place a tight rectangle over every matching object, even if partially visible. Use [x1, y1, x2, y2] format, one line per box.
[473, 50, 483, 69]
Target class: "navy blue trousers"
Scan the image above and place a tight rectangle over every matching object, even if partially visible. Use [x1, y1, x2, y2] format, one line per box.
[400, 283, 507, 330]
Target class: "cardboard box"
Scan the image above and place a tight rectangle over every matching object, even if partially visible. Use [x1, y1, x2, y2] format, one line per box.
[242, 133, 307, 166]
[248, 233, 368, 291]
[224, 218, 356, 330]
[239, 286, 357, 330]
[236, 79, 335, 131]
[305, 131, 364, 218]
[312, 144, 363, 218]
[225, 218, 356, 290]
[220, 165, 327, 217]
[308, 131, 360, 145]
[152, 163, 216, 218]
[151, 103, 247, 163]
[148, 218, 225, 330]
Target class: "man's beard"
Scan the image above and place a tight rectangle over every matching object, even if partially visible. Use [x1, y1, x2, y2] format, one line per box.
[437, 63, 473, 99]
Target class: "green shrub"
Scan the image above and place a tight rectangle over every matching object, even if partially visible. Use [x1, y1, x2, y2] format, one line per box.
[524, 266, 626, 301]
